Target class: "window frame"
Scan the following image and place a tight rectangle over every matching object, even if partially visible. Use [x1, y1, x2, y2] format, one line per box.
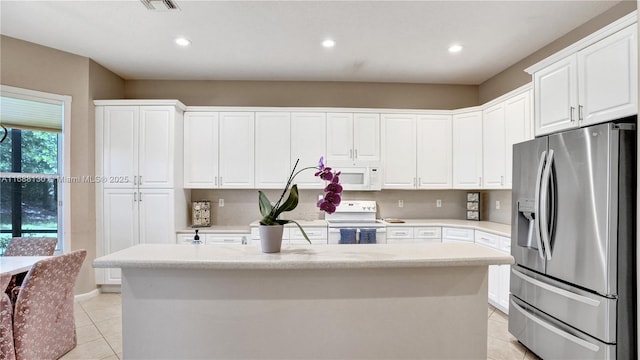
[0, 85, 72, 253]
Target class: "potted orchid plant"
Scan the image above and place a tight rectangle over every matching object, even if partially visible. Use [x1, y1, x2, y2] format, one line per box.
[258, 156, 342, 253]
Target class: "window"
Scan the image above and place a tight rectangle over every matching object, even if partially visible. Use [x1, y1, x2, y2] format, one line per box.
[0, 86, 71, 254]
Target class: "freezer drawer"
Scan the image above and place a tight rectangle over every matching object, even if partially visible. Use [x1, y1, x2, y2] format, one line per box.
[510, 265, 616, 343]
[509, 295, 616, 360]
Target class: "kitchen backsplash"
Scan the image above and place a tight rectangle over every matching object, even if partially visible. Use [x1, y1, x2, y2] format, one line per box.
[190, 189, 512, 226]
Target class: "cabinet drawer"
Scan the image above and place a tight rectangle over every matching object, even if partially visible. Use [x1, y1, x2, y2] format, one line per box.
[499, 236, 511, 253]
[176, 234, 195, 244]
[386, 227, 414, 239]
[205, 234, 249, 245]
[442, 227, 474, 242]
[414, 227, 441, 240]
[290, 227, 327, 241]
[475, 230, 499, 249]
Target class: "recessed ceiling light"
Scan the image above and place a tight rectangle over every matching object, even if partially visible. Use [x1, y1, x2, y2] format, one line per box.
[448, 44, 463, 53]
[175, 37, 191, 47]
[322, 39, 336, 48]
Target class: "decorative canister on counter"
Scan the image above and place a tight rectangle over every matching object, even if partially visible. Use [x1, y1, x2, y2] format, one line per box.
[466, 192, 480, 221]
[192, 200, 211, 227]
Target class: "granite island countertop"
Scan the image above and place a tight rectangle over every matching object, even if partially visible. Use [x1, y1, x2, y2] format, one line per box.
[93, 243, 513, 270]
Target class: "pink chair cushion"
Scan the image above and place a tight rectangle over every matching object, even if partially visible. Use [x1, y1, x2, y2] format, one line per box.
[4, 237, 57, 256]
[0, 273, 16, 360]
[12, 250, 87, 360]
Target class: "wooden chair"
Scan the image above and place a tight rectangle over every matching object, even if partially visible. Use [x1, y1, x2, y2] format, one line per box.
[11, 250, 86, 360]
[4, 237, 57, 256]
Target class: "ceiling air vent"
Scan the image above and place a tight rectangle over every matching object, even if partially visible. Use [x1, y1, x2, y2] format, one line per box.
[140, 0, 180, 11]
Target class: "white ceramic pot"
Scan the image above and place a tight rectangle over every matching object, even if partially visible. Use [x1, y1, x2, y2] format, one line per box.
[259, 224, 284, 253]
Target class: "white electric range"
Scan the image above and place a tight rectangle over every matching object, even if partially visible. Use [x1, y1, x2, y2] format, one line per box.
[325, 200, 386, 244]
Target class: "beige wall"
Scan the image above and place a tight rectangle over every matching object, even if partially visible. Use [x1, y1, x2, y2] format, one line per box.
[125, 80, 479, 109]
[1, 35, 125, 294]
[479, 1, 637, 103]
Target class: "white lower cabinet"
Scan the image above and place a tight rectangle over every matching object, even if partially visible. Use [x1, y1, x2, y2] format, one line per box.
[386, 226, 441, 244]
[475, 230, 510, 314]
[177, 233, 249, 245]
[442, 227, 474, 243]
[250, 225, 329, 245]
[98, 188, 181, 285]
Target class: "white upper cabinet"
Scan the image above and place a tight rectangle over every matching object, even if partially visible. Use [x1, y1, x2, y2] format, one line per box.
[532, 23, 637, 136]
[184, 112, 219, 188]
[504, 90, 532, 188]
[534, 55, 577, 136]
[99, 105, 180, 189]
[326, 112, 380, 165]
[416, 115, 452, 189]
[381, 113, 452, 189]
[452, 110, 483, 189]
[482, 103, 506, 189]
[381, 114, 417, 189]
[255, 112, 291, 189]
[291, 112, 326, 189]
[577, 23, 637, 127]
[219, 112, 255, 188]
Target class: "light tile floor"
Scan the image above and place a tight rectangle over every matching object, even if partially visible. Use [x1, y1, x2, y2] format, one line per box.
[62, 293, 541, 360]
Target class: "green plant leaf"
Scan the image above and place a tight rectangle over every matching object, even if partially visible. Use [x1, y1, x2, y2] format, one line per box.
[288, 220, 312, 244]
[258, 191, 273, 217]
[273, 184, 299, 218]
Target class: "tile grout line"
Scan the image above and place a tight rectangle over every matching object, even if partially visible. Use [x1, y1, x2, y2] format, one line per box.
[78, 300, 120, 359]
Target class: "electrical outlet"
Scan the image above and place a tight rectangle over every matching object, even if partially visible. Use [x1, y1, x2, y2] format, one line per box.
[219, 198, 224, 207]
[495, 200, 500, 210]
[398, 200, 404, 208]
[436, 199, 442, 208]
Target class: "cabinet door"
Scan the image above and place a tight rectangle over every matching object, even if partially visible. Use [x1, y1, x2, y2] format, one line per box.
[326, 113, 354, 163]
[498, 264, 511, 313]
[452, 111, 483, 189]
[488, 265, 500, 306]
[184, 112, 219, 188]
[255, 112, 291, 189]
[381, 114, 416, 189]
[504, 91, 532, 189]
[417, 115, 452, 189]
[482, 104, 506, 189]
[353, 113, 380, 162]
[578, 24, 637, 127]
[219, 112, 255, 188]
[291, 113, 326, 189]
[139, 107, 175, 188]
[102, 106, 138, 189]
[534, 55, 578, 136]
[102, 189, 138, 283]
[138, 189, 176, 245]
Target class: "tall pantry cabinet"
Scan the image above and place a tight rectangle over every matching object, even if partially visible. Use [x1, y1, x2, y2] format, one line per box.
[95, 100, 189, 285]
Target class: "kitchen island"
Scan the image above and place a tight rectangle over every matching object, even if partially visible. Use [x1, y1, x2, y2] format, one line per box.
[93, 243, 513, 359]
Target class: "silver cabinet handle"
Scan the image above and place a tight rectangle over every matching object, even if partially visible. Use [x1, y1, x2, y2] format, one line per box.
[413, 177, 416, 187]
[570, 106, 575, 122]
[417, 177, 421, 188]
[139, 191, 142, 202]
[134, 176, 137, 186]
[354, 149, 358, 159]
[578, 105, 584, 121]
[133, 192, 137, 202]
[500, 175, 504, 186]
[139, 175, 142, 185]
[349, 149, 353, 159]
[215, 176, 218, 186]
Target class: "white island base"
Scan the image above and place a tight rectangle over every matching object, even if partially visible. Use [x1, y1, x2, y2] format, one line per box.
[94, 243, 513, 359]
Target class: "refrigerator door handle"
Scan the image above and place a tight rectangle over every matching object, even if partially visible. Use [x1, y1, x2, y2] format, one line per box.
[533, 150, 547, 259]
[511, 268, 600, 307]
[540, 149, 554, 260]
[510, 299, 600, 353]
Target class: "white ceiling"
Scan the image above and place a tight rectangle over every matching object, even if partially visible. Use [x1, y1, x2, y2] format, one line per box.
[0, 1, 624, 84]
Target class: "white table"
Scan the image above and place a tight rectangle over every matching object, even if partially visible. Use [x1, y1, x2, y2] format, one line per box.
[95, 243, 513, 359]
[0, 256, 50, 275]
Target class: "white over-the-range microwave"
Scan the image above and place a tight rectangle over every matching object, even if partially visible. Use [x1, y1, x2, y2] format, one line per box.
[328, 162, 382, 191]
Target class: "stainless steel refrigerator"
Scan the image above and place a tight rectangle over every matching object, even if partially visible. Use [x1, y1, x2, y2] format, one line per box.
[509, 121, 636, 359]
